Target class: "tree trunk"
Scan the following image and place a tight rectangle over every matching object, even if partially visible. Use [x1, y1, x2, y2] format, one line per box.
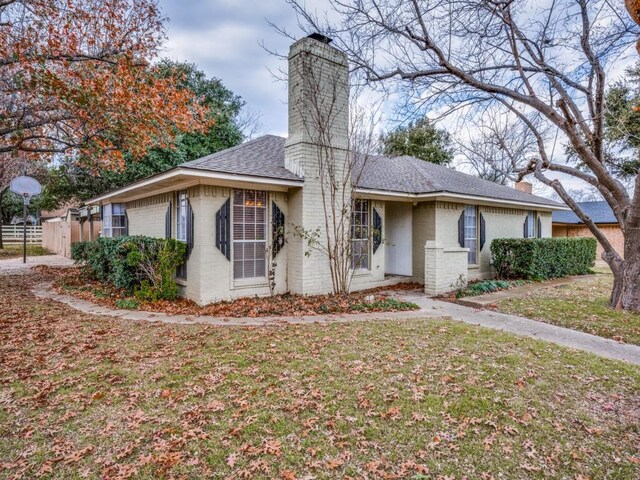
[607, 227, 640, 312]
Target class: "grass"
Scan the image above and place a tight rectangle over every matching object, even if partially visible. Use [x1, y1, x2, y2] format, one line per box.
[0, 270, 639, 479]
[496, 272, 640, 346]
[0, 244, 50, 259]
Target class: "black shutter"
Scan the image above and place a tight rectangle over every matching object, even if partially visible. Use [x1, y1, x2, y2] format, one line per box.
[215, 198, 231, 260]
[523, 218, 529, 238]
[537, 216, 542, 238]
[372, 207, 382, 253]
[124, 211, 129, 236]
[479, 213, 486, 251]
[165, 202, 172, 239]
[186, 199, 194, 257]
[271, 201, 285, 258]
[458, 211, 465, 248]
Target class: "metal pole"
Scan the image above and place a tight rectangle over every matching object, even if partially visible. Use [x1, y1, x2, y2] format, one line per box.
[22, 200, 27, 264]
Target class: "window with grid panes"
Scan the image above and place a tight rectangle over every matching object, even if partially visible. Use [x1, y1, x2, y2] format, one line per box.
[351, 199, 370, 270]
[464, 205, 478, 264]
[102, 203, 126, 238]
[233, 190, 267, 279]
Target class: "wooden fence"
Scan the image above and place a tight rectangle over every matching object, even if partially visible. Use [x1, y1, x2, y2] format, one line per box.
[42, 219, 101, 258]
[1, 225, 43, 245]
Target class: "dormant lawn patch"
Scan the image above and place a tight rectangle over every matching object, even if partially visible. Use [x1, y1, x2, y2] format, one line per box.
[496, 272, 640, 346]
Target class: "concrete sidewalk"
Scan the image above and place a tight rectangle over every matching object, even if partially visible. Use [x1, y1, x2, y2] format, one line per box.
[0, 254, 74, 274]
[396, 290, 640, 366]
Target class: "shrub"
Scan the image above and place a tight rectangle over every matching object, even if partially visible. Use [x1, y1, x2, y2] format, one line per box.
[491, 237, 597, 280]
[72, 236, 186, 300]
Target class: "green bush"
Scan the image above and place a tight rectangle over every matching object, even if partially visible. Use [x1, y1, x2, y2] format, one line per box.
[491, 237, 597, 280]
[115, 298, 140, 310]
[456, 279, 520, 298]
[72, 236, 186, 300]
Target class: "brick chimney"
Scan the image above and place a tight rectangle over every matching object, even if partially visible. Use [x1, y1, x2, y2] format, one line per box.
[515, 181, 533, 194]
[285, 34, 350, 295]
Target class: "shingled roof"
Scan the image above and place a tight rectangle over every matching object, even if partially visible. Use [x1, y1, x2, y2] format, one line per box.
[552, 201, 616, 224]
[178, 135, 560, 208]
[180, 135, 302, 182]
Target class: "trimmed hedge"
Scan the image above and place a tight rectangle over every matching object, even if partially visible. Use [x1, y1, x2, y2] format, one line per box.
[71, 236, 186, 300]
[491, 237, 597, 280]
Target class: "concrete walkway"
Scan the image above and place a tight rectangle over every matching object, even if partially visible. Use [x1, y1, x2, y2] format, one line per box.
[32, 282, 431, 327]
[396, 290, 640, 366]
[30, 279, 640, 366]
[0, 254, 74, 274]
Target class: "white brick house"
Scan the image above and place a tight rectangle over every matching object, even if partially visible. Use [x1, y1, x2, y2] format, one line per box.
[88, 34, 563, 305]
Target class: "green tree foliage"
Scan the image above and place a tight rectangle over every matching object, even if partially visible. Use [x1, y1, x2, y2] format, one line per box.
[41, 60, 245, 206]
[380, 117, 453, 165]
[603, 62, 640, 177]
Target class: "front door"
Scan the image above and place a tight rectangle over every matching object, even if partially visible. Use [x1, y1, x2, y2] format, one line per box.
[385, 202, 413, 276]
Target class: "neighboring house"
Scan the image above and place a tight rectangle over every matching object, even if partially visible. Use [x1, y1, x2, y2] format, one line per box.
[552, 201, 620, 263]
[87, 34, 564, 305]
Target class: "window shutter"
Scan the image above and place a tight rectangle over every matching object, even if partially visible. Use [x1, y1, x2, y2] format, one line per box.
[372, 207, 382, 253]
[215, 198, 231, 260]
[186, 199, 194, 257]
[458, 211, 465, 248]
[124, 211, 129, 236]
[523, 218, 529, 238]
[479, 213, 486, 251]
[165, 202, 172, 239]
[537, 217, 542, 238]
[271, 201, 285, 258]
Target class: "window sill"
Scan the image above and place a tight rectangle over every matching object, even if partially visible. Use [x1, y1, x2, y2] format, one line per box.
[175, 278, 187, 286]
[467, 265, 480, 270]
[352, 269, 372, 277]
[232, 277, 268, 289]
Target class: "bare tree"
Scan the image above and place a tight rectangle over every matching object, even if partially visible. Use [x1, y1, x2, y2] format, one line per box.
[287, 0, 640, 311]
[459, 111, 541, 185]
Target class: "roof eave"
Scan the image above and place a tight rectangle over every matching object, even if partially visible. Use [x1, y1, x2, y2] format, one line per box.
[86, 167, 304, 205]
[354, 187, 567, 211]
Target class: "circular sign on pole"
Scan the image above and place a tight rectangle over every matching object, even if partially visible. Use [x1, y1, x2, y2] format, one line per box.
[10, 176, 42, 205]
[8, 176, 42, 264]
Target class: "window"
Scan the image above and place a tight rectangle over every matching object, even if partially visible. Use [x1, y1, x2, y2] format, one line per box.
[351, 199, 370, 270]
[175, 191, 188, 279]
[102, 203, 126, 238]
[464, 205, 478, 264]
[525, 211, 536, 238]
[176, 191, 188, 242]
[233, 189, 267, 279]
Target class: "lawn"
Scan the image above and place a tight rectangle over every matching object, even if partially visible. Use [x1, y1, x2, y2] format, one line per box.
[0, 244, 51, 259]
[0, 270, 639, 479]
[496, 272, 640, 346]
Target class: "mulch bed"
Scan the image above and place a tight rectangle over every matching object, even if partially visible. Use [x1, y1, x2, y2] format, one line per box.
[38, 266, 423, 317]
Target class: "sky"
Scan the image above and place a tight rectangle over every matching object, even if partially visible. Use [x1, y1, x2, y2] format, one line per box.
[158, 0, 316, 137]
[157, 0, 636, 199]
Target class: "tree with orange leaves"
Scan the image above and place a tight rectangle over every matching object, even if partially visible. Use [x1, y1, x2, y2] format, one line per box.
[0, 0, 211, 169]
